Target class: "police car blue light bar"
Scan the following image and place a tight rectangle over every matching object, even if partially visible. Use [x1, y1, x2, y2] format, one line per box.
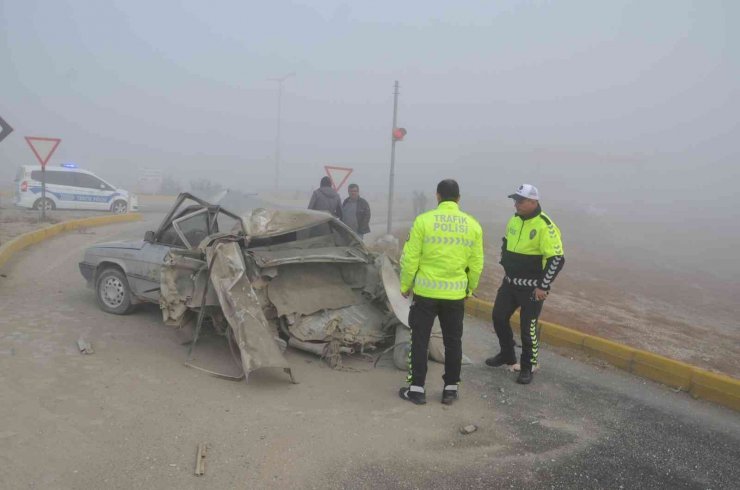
[61, 163, 79, 168]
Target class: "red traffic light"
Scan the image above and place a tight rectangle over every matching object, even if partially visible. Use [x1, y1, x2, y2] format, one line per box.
[393, 127, 407, 141]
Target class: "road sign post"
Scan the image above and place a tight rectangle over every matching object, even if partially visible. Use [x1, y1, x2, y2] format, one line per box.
[24, 137, 61, 220]
[387, 81, 407, 234]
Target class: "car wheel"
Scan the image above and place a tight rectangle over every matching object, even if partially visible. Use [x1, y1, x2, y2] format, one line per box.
[111, 200, 128, 214]
[33, 198, 55, 211]
[95, 267, 134, 314]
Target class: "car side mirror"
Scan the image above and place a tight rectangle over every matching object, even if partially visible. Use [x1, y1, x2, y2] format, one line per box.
[144, 231, 156, 243]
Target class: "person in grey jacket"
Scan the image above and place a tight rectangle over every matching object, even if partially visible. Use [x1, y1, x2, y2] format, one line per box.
[308, 176, 343, 219]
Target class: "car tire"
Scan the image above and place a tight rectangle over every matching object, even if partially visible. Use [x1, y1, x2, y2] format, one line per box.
[95, 267, 134, 315]
[33, 197, 56, 211]
[111, 200, 128, 214]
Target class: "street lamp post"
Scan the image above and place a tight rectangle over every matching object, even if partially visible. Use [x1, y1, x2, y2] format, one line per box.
[268, 72, 295, 190]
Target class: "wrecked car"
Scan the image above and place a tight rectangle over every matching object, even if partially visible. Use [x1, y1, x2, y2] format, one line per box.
[79, 193, 433, 380]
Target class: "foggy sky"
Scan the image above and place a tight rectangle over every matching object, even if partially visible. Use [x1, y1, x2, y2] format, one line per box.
[1, 0, 738, 212]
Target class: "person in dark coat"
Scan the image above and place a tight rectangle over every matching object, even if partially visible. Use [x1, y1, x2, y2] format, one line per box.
[341, 183, 371, 238]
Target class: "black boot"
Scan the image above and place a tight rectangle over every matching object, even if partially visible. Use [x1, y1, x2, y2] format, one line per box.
[441, 385, 459, 405]
[516, 366, 533, 384]
[399, 386, 427, 405]
[485, 352, 517, 367]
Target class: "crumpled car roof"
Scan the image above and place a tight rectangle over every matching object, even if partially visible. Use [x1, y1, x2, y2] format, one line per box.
[242, 208, 335, 238]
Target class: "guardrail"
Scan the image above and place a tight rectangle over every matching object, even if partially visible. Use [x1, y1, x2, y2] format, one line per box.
[466, 297, 740, 412]
[0, 213, 143, 269]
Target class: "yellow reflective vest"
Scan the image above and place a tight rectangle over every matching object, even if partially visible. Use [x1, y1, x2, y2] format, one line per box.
[400, 201, 484, 300]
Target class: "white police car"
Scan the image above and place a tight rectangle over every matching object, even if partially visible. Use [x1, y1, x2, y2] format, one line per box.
[14, 164, 138, 214]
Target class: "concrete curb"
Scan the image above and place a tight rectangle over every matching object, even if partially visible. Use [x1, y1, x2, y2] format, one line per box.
[0, 213, 143, 269]
[465, 297, 740, 412]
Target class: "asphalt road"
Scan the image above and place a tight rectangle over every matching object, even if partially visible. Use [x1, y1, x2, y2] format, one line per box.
[0, 213, 737, 489]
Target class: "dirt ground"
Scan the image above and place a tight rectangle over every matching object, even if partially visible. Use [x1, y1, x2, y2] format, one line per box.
[0, 205, 104, 246]
[1, 217, 738, 489]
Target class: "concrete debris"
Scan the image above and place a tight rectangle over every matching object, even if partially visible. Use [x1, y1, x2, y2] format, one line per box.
[460, 424, 478, 435]
[76, 338, 94, 355]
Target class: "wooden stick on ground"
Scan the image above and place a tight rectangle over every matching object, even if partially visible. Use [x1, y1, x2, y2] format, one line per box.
[195, 443, 207, 476]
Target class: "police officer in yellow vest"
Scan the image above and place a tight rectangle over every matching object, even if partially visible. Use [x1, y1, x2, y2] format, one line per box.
[399, 179, 484, 405]
[486, 184, 565, 384]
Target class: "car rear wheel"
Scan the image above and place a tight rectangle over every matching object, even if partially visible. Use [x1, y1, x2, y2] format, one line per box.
[96, 268, 134, 314]
[111, 200, 128, 214]
[33, 198, 55, 211]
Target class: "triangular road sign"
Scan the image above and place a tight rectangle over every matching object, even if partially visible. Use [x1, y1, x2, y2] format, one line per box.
[324, 165, 354, 192]
[25, 136, 62, 169]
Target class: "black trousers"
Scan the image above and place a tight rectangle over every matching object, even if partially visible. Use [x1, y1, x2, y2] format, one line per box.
[408, 294, 465, 387]
[492, 280, 544, 369]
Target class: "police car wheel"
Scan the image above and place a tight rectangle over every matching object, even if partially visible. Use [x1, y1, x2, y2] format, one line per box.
[111, 200, 128, 214]
[95, 268, 134, 315]
[33, 198, 55, 211]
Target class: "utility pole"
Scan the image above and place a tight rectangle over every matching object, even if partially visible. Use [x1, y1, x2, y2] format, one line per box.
[268, 72, 295, 190]
[387, 81, 400, 234]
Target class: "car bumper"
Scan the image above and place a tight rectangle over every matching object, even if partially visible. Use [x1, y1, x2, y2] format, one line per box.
[79, 262, 95, 286]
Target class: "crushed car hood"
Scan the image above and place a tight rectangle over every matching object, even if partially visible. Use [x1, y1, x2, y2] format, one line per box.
[242, 208, 335, 237]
